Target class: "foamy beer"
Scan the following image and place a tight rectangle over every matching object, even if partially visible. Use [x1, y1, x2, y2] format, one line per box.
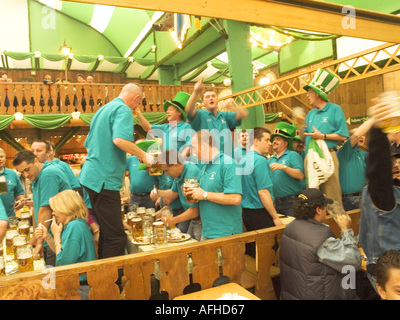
[5, 229, 19, 256]
[149, 150, 163, 176]
[126, 211, 137, 229]
[13, 235, 27, 256]
[184, 177, 199, 203]
[136, 207, 146, 218]
[153, 221, 167, 245]
[374, 90, 400, 133]
[161, 207, 175, 229]
[20, 210, 31, 223]
[0, 257, 5, 276]
[18, 220, 31, 241]
[8, 216, 18, 230]
[131, 217, 143, 240]
[16, 245, 34, 273]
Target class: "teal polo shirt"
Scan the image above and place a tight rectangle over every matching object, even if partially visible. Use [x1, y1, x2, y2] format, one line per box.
[240, 150, 273, 209]
[234, 146, 247, 163]
[337, 139, 368, 194]
[158, 173, 182, 210]
[52, 158, 80, 189]
[304, 102, 349, 150]
[126, 155, 158, 194]
[188, 109, 241, 156]
[171, 162, 201, 211]
[151, 121, 193, 153]
[198, 153, 242, 239]
[80, 98, 135, 193]
[268, 150, 305, 199]
[0, 168, 25, 217]
[0, 198, 8, 222]
[32, 162, 71, 225]
[56, 218, 96, 281]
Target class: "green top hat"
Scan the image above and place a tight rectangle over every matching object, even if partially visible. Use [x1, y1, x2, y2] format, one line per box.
[303, 69, 340, 102]
[271, 121, 296, 150]
[136, 140, 159, 171]
[163, 92, 190, 122]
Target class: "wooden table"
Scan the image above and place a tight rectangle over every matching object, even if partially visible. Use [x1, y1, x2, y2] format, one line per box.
[174, 282, 260, 300]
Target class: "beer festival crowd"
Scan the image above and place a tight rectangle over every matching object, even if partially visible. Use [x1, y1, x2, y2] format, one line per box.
[1, 68, 400, 300]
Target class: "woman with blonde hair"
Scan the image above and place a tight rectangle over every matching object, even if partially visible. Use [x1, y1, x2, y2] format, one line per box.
[35, 190, 96, 299]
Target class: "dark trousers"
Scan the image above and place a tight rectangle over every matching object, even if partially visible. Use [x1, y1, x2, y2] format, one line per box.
[242, 207, 274, 257]
[84, 186, 126, 259]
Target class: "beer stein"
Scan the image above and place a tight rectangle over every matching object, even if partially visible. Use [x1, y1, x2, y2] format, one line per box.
[153, 221, 167, 245]
[148, 150, 163, 176]
[184, 177, 199, 203]
[5, 230, 19, 256]
[0, 257, 5, 276]
[16, 245, 34, 273]
[131, 217, 143, 240]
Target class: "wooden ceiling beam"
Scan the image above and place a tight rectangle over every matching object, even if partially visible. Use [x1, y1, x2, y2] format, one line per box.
[66, 0, 400, 43]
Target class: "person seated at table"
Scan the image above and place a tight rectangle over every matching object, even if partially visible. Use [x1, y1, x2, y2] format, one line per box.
[159, 149, 201, 239]
[375, 249, 400, 300]
[280, 188, 360, 300]
[164, 130, 242, 241]
[34, 190, 96, 300]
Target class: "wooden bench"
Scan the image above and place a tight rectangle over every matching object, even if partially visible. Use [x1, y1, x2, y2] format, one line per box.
[0, 209, 360, 300]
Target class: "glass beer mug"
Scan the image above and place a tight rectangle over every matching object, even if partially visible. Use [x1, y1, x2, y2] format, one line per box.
[16, 245, 34, 273]
[184, 177, 199, 203]
[149, 150, 163, 176]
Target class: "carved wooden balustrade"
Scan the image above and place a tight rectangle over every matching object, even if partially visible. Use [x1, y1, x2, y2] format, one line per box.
[0, 83, 200, 115]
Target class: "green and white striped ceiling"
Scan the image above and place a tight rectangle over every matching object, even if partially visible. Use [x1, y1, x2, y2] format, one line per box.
[0, 0, 399, 84]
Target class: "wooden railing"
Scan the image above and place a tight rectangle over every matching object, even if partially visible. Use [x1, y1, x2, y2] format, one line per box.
[0, 210, 360, 300]
[0, 83, 203, 115]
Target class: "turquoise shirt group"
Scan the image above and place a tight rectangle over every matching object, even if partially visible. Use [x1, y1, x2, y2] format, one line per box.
[304, 102, 349, 150]
[0, 168, 24, 217]
[268, 150, 305, 199]
[337, 139, 368, 194]
[80, 98, 135, 193]
[198, 153, 242, 239]
[239, 150, 274, 209]
[188, 109, 241, 156]
[171, 161, 201, 211]
[32, 161, 71, 225]
[126, 155, 158, 194]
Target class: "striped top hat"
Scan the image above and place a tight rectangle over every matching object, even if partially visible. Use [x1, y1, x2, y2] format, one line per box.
[303, 69, 340, 102]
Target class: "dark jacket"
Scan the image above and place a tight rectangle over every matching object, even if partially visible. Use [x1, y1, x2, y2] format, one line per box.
[280, 218, 358, 300]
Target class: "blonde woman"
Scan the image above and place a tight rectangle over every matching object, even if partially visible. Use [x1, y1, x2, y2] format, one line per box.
[35, 190, 96, 299]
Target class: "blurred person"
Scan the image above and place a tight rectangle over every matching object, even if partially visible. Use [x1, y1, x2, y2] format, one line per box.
[86, 75, 94, 84]
[35, 190, 96, 300]
[185, 79, 248, 156]
[13, 150, 71, 267]
[359, 96, 400, 291]
[337, 119, 373, 211]
[43, 75, 54, 85]
[375, 249, 400, 300]
[76, 73, 87, 83]
[280, 188, 360, 300]
[387, 131, 400, 155]
[0, 148, 25, 217]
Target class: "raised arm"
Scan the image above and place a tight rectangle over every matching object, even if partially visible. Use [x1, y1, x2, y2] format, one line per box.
[185, 79, 204, 119]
